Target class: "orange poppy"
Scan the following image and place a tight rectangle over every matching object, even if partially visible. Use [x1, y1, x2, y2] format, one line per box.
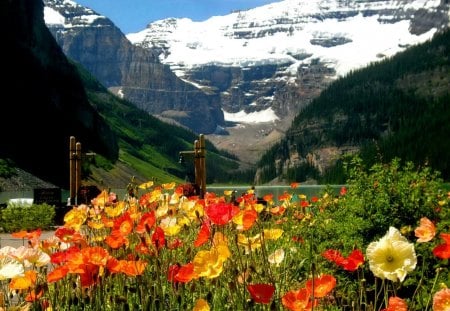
[11, 229, 41, 240]
[47, 265, 70, 283]
[105, 230, 129, 249]
[415, 217, 436, 243]
[290, 182, 300, 189]
[382, 296, 408, 311]
[82, 246, 109, 266]
[241, 209, 258, 230]
[113, 211, 134, 236]
[121, 260, 147, 276]
[25, 287, 44, 302]
[282, 287, 315, 311]
[270, 206, 286, 216]
[306, 274, 336, 298]
[433, 288, 450, 311]
[194, 222, 211, 247]
[247, 283, 275, 304]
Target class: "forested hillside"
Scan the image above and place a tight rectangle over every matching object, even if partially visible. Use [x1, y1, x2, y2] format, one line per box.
[256, 29, 450, 184]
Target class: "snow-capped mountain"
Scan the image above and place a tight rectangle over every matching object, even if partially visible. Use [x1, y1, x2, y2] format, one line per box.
[43, 0, 449, 165]
[128, 0, 449, 120]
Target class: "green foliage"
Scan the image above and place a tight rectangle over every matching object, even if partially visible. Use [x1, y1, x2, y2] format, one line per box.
[0, 158, 16, 178]
[0, 203, 56, 233]
[257, 29, 450, 183]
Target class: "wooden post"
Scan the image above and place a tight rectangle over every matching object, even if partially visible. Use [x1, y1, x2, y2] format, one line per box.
[179, 134, 207, 199]
[75, 142, 82, 205]
[69, 136, 76, 205]
[199, 134, 206, 199]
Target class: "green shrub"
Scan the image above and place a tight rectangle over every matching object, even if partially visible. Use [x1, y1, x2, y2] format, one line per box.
[0, 203, 56, 233]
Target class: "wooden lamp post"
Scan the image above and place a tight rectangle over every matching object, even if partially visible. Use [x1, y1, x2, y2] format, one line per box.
[179, 134, 206, 198]
[69, 136, 82, 206]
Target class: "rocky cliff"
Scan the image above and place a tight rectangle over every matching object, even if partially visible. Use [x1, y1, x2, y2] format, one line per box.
[44, 0, 225, 134]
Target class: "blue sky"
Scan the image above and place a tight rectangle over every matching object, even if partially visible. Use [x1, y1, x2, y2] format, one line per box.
[76, 0, 282, 34]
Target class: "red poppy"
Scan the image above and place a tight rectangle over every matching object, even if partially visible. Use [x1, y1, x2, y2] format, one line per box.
[168, 238, 184, 249]
[340, 187, 347, 196]
[167, 264, 181, 283]
[290, 182, 300, 189]
[247, 283, 275, 304]
[300, 201, 310, 208]
[433, 233, 450, 259]
[54, 227, 76, 243]
[311, 196, 318, 203]
[152, 226, 166, 250]
[136, 211, 156, 234]
[306, 274, 336, 298]
[205, 202, 239, 225]
[323, 249, 364, 271]
[194, 222, 211, 247]
[175, 262, 197, 283]
[322, 249, 343, 262]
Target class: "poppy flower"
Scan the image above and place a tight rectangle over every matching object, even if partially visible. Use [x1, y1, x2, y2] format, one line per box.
[415, 217, 436, 243]
[282, 287, 315, 311]
[323, 249, 364, 271]
[290, 182, 300, 189]
[340, 187, 347, 196]
[205, 202, 239, 225]
[268, 248, 285, 266]
[193, 298, 210, 311]
[366, 227, 417, 282]
[433, 288, 450, 311]
[9, 270, 37, 290]
[105, 230, 129, 249]
[167, 264, 181, 283]
[306, 274, 336, 298]
[193, 249, 225, 279]
[194, 222, 211, 247]
[113, 211, 134, 236]
[47, 265, 69, 283]
[175, 262, 197, 283]
[433, 233, 450, 259]
[381, 296, 408, 311]
[247, 283, 275, 304]
[136, 211, 156, 234]
[152, 226, 166, 249]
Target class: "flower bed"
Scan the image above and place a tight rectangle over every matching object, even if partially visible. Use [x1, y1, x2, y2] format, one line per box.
[0, 157, 449, 310]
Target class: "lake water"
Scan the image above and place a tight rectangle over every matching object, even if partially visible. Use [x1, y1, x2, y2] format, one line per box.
[0, 185, 345, 205]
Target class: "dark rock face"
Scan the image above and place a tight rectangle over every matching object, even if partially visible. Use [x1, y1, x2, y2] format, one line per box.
[1, 0, 118, 188]
[44, 0, 225, 134]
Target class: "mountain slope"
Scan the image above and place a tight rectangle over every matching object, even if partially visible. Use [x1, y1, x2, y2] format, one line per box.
[255, 29, 450, 183]
[43, 0, 225, 134]
[1, 0, 118, 189]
